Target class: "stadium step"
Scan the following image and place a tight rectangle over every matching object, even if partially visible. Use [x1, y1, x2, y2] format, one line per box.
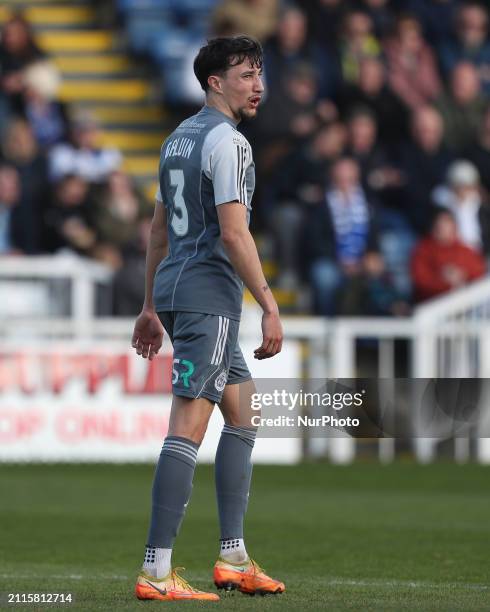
[52, 54, 134, 76]
[59, 79, 152, 102]
[0, 5, 96, 26]
[96, 130, 167, 153]
[87, 104, 167, 127]
[37, 30, 117, 53]
[122, 155, 161, 178]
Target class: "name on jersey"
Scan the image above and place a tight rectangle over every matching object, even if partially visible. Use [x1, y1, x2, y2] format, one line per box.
[165, 137, 196, 160]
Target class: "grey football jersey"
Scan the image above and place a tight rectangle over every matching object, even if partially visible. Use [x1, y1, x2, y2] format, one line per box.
[153, 105, 255, 321]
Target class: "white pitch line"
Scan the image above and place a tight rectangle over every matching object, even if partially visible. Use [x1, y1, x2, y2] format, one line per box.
[0, 574, 488, 592]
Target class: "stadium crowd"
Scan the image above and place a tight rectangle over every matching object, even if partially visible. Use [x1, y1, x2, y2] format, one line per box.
[2, 0, 490, 317]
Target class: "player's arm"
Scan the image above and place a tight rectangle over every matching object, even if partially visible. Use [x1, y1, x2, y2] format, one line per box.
[131, 200, 168, 360]
[217, 202, 283, 359]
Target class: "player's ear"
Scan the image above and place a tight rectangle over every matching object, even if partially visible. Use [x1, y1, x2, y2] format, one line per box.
[208, 74, 222, 95]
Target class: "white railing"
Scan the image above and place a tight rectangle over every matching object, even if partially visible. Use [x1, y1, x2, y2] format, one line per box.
[1, 256, 490, 463]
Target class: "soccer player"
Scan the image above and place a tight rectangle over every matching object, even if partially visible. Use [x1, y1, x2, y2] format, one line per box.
[131, 36, 285, 601]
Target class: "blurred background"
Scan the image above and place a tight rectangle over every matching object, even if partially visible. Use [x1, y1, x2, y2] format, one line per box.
[1, 0, 490, 464]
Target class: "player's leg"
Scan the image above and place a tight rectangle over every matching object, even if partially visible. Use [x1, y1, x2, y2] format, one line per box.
[136, 312, 223, 601]
[215, 377, 257, 564]
[213, 347, 285, 595]
[143, 395, 214, 577]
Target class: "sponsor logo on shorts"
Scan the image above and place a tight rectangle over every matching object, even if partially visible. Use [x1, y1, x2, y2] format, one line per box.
[172, 358, 195, 388]
[215, 370, 228, 392]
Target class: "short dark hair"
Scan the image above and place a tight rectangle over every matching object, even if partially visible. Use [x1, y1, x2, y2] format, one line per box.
[193, 35, 263, 92]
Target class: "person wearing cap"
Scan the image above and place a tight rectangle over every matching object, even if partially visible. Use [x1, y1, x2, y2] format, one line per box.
[432, 159, 490, 257]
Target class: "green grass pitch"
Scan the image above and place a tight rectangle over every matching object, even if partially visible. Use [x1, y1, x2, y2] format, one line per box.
[0, 462, 489, 611]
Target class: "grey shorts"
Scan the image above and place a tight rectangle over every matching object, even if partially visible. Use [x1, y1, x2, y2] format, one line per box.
[158, 311, 252, 404]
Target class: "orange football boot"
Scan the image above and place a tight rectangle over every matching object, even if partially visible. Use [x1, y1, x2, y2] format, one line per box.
[135, 567, 219, 601]
[213, 557, 285, 596]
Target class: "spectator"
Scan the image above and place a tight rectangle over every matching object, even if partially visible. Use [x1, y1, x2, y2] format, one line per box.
[49, 113, 122, 183]
[251, 62, 328, 176]
[361, 251, 410, 316]
[436, 61, 487, 150]
[338, 9, 381, 84]
[411, 208, 486, 302]
[0, 14, 46, 102]
[92, 170, 149, 252]
[465, 104, 490, 196]
[18, 60, 69, 149]
[384, 13, 442, 111]
[402, 0, 459, 49]
[113, 215, 153, 316]
[438, 2, 490, 94]
[266, 121, 347, 286]
[303, 157, 380, 316]
[297, 0, 346, 52]
[359, 0, 395, 39]
[211, 0, 279, 43]
[1, 118, 48, 253]
[398, 105, 453, 234]
[345, 107, 403, 207]
[433, 160, 490, 255]
[0, 164, 22, 254]
[335, 56, 409, 148]
[43, 174, 97, 255]
[263, 5, 337, 98]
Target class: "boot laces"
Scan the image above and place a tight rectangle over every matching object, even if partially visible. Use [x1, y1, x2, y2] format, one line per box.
[171, 567, 199, 593]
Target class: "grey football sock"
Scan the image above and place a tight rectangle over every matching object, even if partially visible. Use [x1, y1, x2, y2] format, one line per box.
[215, 424, 257, 540]
[147, 435, 199, 548]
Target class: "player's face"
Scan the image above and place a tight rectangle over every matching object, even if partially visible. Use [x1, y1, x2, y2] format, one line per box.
[220, 58, 264, 121]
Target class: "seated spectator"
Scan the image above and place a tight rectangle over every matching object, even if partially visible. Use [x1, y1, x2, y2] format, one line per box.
[361, 251, 410, 316]
[345, 107, 404, 208]
[91, 170, 149, 255]
[359, 0, 395, 39]
[263, 5, 337, 98]
[18, 60, 69, 150]
[436, 61, 487, 151]
[303, 157, 380, 316]
[338, 9, 381, 84]
[402, 0, 458, 49]
[335, 56, 409, 148]
[411, 208, 486, 302]
[0, 13, 46, 103]
[0, 164, 22, 254]
[43, 174, 97, 256]
[438, 2, 490, 94]
[252, 62, 330, 177]
[432, 160, 490, 256]
[1, 117, 48, 253]
[211, 0, 279, 43]
[113, 216, 153, 316]
[384, 13, 442, 111]
[49, 114, 122, 183]
[465, 104, 490, 196]
[398, 105, 453, 234]
[266, 121, 347, 286]
[297, 0, 345, 52]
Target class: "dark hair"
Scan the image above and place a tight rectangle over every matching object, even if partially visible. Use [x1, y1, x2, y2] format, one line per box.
[193, 35, 263, 92]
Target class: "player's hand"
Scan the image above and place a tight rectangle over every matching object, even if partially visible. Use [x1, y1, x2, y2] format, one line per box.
[254, 311, 283, 360]
[131, 309, 164, 360]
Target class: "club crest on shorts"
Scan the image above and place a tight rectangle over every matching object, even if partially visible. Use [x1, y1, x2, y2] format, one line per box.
[215, 369, 228, 392]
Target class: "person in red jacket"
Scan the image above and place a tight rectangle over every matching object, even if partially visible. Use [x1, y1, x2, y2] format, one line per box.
[411, 209, 486, 302]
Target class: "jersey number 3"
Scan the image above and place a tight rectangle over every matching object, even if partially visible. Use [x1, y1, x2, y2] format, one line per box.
[169, 169, 188, 236]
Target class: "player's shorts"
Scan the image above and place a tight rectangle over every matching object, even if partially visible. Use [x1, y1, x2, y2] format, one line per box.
[158, 311, 252, 404]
